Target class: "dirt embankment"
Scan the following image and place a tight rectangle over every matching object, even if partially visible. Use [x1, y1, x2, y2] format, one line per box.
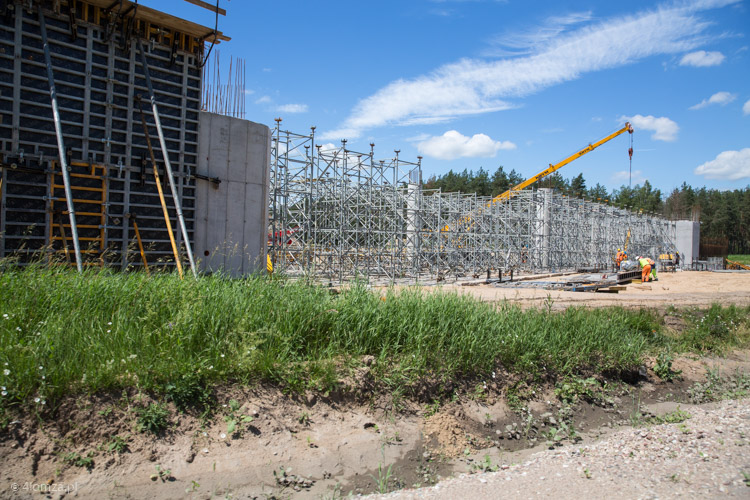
[1, 349, 750, 499]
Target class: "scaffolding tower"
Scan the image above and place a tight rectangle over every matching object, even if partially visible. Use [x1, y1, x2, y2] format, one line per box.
[268, 124, 678, 283]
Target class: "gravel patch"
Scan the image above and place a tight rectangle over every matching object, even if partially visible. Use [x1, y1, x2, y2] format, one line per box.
[373, 398, 750, 499]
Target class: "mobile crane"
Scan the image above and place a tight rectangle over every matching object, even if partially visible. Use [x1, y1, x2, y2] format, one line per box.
[443, 122, 634, 232]
[492, 121, 633, 204]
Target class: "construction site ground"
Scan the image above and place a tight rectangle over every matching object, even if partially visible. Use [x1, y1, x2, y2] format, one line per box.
[437, 270, 750, 311]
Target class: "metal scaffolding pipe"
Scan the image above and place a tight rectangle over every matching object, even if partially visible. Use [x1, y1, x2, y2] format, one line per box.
[137, 39, 197, 278]
[39, 8, 83, 272]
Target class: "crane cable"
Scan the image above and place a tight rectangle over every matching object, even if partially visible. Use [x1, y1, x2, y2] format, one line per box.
[628, 130, 634, 188]
[198, 0, 220, 69]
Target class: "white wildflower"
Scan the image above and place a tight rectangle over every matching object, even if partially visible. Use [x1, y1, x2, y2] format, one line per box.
[219, 432, 226, 439]
[34, 397, 40, 403]
[3, 369, 9, 376]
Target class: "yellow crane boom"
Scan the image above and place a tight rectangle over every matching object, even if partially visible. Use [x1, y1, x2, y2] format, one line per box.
[442, 122, 634, 233]
[491, 122, 633, 204]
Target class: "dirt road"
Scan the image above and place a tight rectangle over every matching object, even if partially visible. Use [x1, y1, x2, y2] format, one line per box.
[373, 398, 750, 499]
[441, 271, 750, 311]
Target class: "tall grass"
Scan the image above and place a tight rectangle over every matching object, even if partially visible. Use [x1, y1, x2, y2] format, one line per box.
[0, 265, 746, 408]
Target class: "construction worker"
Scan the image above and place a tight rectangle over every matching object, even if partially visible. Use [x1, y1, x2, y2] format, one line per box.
[637, 256, 658, 282]
[615, 248, 625, 269]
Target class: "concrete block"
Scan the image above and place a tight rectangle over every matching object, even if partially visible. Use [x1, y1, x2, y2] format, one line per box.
[195, 111, 269, 276]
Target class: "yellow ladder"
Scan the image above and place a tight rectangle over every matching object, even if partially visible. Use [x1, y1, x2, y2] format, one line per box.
[48, 162, 107, 264]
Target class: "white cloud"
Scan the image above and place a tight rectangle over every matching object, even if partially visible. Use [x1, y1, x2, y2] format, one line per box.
[694, 148, 750, 180]
[416, 130, 516, 160]
[255, 95, 272, 104]
[485, 11, 593, 57]
[679, 50, 725, 67]
[621, 114, 679, 142]
[320, 0, 736, 140]
[277, 104, 309, 114]
[743, 99, 750, 115]
[612, 169, 646, 185]
[317, 142, 339, 152]
[689, 91, 737, 110]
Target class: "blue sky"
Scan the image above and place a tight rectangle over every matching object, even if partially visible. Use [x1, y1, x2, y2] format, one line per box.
[141, 0, 750, 193]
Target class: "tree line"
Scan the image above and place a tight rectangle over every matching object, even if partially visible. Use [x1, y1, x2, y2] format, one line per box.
[423, 166, 750, 254]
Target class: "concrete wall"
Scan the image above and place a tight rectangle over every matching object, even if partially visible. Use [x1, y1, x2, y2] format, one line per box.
[675, 220, 700, 268]
[194, 112, 270, 276]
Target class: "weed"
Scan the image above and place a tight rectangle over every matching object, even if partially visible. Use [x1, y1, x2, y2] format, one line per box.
[106, 435, 129, 454]
[424, 400, 440, 417]
[372, 461, 395, 494]
[151, 464, 172, 482]
[63, 451, 94, 469]
[555, 377, 599, 405]
[689, 369, 750, 404]
[298, 411, 310, 426]
[224, 399, 253, 437]
[165, 372, 213, 413]
[583, 467, 592, 479]
[186, 480, 200, 493]
[471, 454, 498, 473]
[742, 470, 750, 487]
[136, 402, 169, 435]
[653, 351, 682, 382]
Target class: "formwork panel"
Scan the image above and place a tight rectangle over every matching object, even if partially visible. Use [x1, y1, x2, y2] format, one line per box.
[0, 1, 205, 270]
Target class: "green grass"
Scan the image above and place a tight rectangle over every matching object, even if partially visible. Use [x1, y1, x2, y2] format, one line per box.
[728, 254, 750, 266]
[0, 265, 748, 410]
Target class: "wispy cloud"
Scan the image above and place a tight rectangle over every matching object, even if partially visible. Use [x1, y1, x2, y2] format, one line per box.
[621, 114, 679, 142]
[277, 103, 309, 114]
[743, 99, 750, 115]
[484, 11, 593, 57]
[694, 148, 750, 180]
[689, 91, 737, 110]
[321, 0, 737, 140]
[679, 50, 725, 67]
[417, 130, 515, 160]
[255, 95, 272, 104]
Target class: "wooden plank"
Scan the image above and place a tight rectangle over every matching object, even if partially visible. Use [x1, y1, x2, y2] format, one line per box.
[183, 0, 226, 16]
[82, 0, 230, 41]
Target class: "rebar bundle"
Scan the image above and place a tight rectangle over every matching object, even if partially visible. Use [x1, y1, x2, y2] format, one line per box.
[268, 124, 677, 283]
[201, 50, 246, 119]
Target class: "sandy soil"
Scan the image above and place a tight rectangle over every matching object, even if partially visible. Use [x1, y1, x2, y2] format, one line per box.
[375, 398, 750, 500]
[439, 270, 750, 311]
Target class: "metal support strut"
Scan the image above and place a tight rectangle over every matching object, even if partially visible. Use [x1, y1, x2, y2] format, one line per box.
[137, 98, 184, 279]
[39, 8, 83, 272]
[137, 38, 197, 278]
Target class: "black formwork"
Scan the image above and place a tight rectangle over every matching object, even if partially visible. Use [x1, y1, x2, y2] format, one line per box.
[0, 1, 202, 270]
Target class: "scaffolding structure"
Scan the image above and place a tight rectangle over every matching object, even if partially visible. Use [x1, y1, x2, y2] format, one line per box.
[268, 124, 677, 283]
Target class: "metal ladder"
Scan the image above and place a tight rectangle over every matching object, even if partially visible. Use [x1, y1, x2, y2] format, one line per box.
[47, 161, 107, 264]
